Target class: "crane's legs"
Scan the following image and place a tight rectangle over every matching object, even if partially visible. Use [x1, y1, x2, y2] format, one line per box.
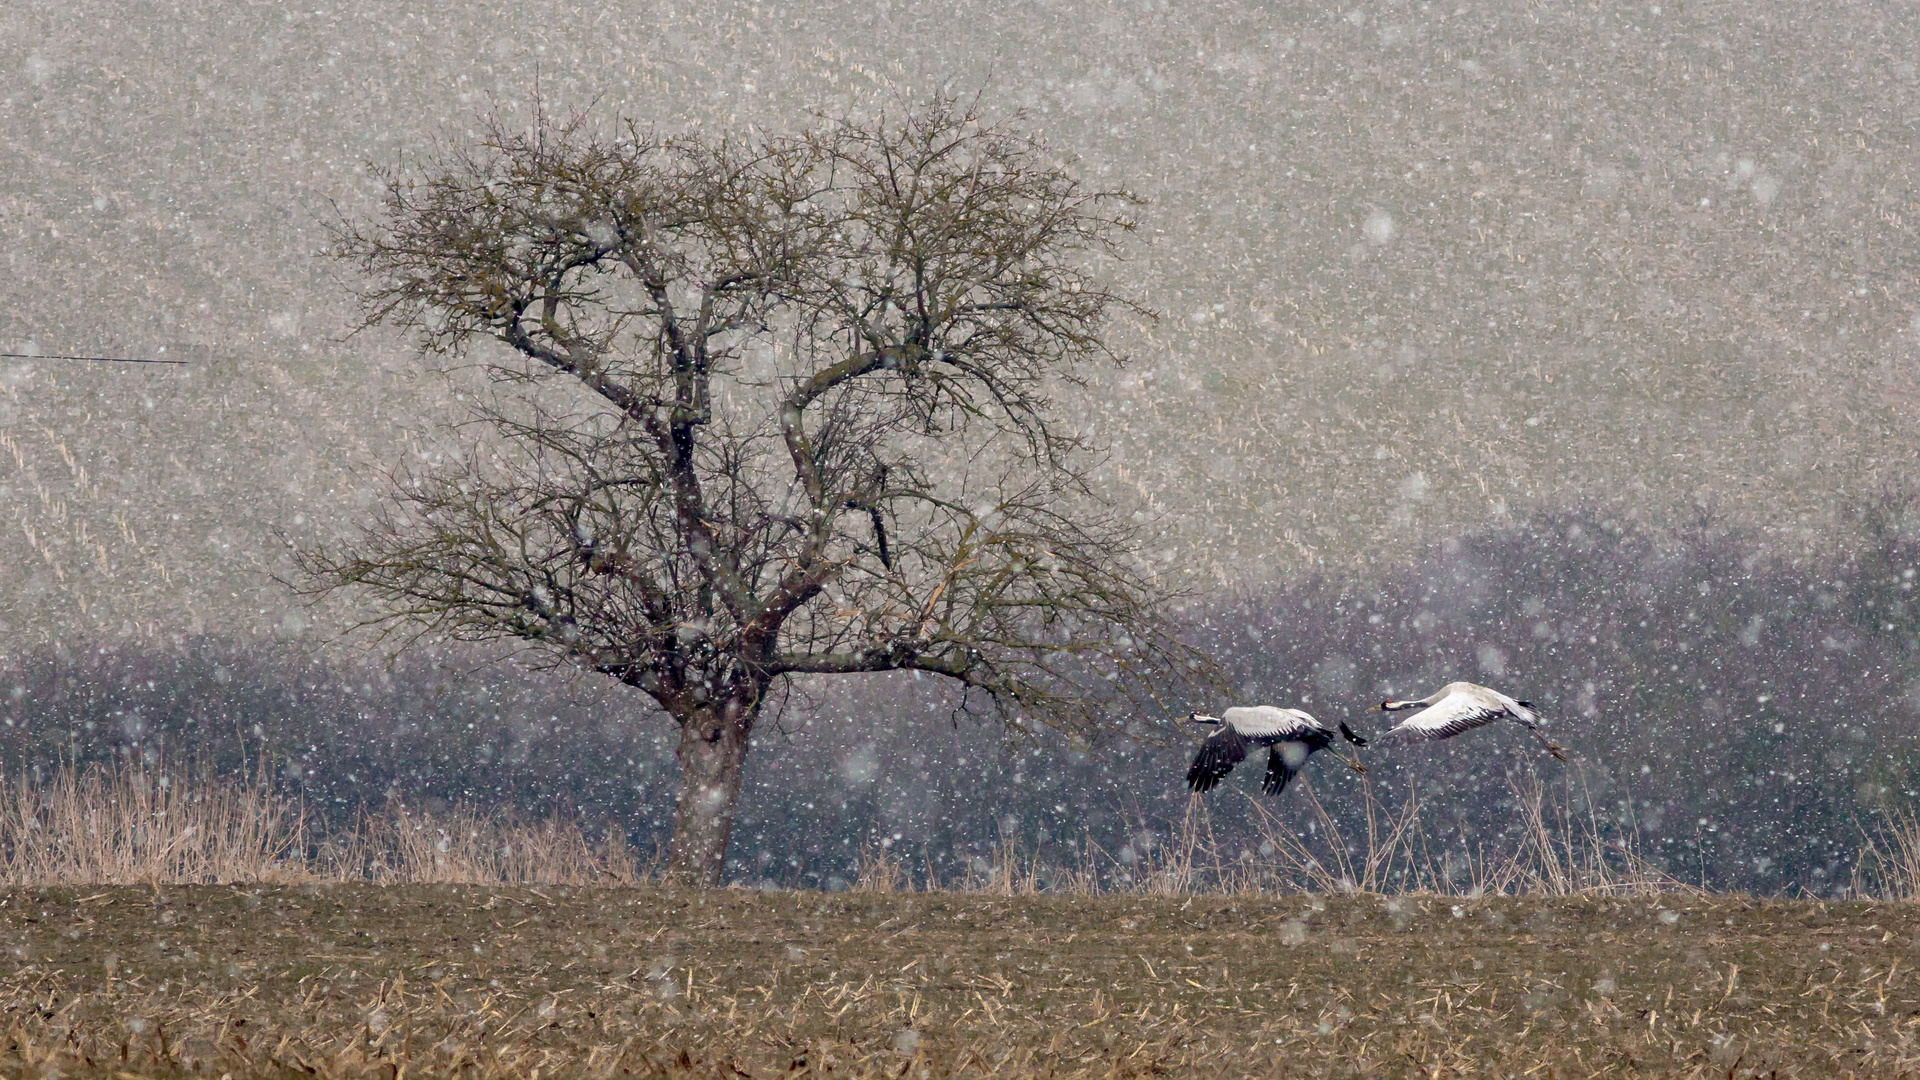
[1524, 726, 1568, 761]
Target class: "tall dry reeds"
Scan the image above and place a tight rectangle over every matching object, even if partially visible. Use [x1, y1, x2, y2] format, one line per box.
[316, 800, 641, 886]
[0, 760, 644, 887]
[791, 768, 1703, 900]
[851, 840, 911, 893]
[1499, 772, 1689, 896]
[963, 831, 1045, 896]
[1238, 768, 1695, 897]
[1055, 766, 1698, 899]
[1850, 808, 1920, 901]
[0, 759, 307, 885]
[0, 757, 1853, 898]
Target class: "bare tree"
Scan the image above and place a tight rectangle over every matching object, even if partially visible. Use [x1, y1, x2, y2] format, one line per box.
[302, 99, 1200, 885]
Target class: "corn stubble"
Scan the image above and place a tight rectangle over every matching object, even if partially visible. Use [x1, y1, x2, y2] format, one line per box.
[5, 886, 1920, 1079]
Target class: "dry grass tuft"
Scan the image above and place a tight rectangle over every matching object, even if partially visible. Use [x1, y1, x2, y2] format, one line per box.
[1074, 766, 1699, 900]
[851, 839, 910, 893]
[0, 761, 643, 888]
[317, 799, 641, 885]
[964, 831, 1048, 896]
[1852, 807, 1920, 901]
[0, 759, 308, 886]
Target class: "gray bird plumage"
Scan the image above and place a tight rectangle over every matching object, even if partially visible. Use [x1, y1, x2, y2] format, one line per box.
[1185, 706, 1368, 795]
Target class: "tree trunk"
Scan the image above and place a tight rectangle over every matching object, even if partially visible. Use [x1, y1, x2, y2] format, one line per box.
[665, 699, 755, 886]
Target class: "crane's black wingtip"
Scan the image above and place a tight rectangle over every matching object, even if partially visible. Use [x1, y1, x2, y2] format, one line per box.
[1338, 721, 1369, 747]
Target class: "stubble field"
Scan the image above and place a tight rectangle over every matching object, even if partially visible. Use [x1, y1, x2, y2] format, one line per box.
[3, 885, 1919, 1079]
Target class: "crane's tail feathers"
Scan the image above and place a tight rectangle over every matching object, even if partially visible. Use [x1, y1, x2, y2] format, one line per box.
[1338, 721, 1369, 747]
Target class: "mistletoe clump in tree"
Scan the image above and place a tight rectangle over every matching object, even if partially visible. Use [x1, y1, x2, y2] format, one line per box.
[304, 99, 1197, 884]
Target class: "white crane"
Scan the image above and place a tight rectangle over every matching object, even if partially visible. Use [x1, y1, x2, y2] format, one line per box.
[1378, 681, 1567, 760]
[1186, 707, 1368, 796]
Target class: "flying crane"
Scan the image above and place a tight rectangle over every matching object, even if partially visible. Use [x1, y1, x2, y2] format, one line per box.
[1185, 706, 1368, 796]
[1378, 681, 1567, 760]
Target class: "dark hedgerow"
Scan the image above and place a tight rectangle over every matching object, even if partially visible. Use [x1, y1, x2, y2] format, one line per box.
[2, 494, 1917, 894]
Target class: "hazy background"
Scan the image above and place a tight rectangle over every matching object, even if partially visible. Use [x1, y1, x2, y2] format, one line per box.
[4, 502, 1915, 894]
[0, 0, 1916, 892]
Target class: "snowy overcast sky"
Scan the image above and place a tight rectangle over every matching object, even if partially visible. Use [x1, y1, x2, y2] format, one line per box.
[0, 0, 1913, 644]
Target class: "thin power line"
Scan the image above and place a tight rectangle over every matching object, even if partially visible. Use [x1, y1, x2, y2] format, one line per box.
[0, 352, 189, 366]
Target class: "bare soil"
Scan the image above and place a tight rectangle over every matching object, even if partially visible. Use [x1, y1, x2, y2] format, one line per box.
[4, 885, 1919, 1078]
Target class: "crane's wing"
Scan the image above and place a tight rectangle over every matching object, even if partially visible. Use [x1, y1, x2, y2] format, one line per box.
[1220, 706, 1329, 739]
[1187, 726, 1249, 792]
[1261, 741, 1317, 795]
[1386, 691, 1506, 743]
[1478, 686, 1539, 726]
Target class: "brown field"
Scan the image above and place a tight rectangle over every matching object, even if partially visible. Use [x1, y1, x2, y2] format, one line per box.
[3, 885, 1919, 1080]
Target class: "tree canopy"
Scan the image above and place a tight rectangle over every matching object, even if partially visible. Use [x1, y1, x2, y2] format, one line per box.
[303, 99, 1201, 883]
